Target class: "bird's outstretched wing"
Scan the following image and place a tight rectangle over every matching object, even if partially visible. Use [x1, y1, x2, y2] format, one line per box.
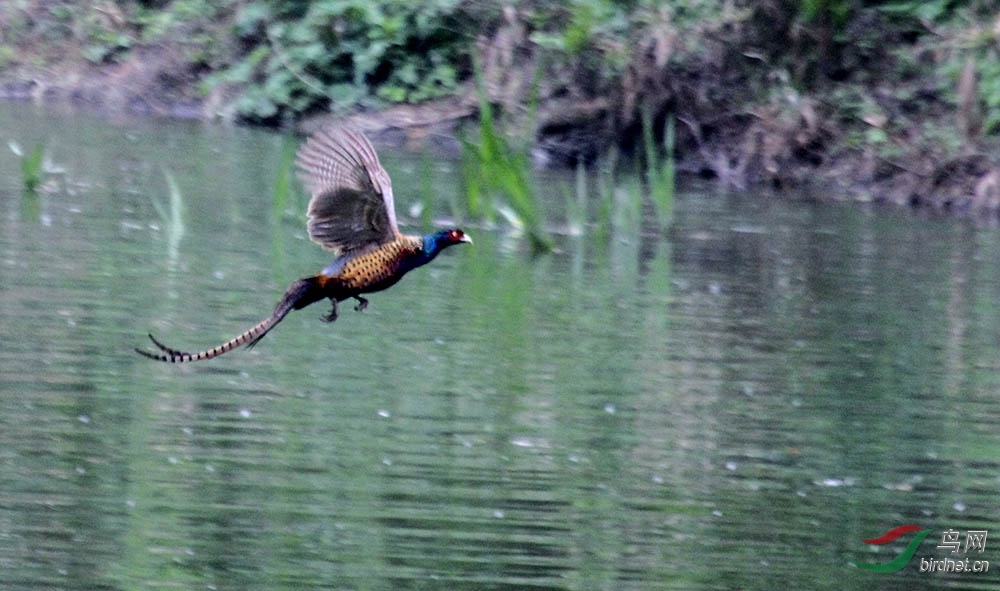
[295, 126, 399, 254]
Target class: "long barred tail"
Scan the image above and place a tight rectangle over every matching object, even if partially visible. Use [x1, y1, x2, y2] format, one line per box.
[136, 316, 279, 363]
[136, 277, 326, 363]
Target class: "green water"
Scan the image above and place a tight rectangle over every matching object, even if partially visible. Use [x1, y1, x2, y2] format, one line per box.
[1, 102, 999, 590]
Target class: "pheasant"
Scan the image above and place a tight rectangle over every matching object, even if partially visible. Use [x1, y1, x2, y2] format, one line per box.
[136, 126, 471, 363]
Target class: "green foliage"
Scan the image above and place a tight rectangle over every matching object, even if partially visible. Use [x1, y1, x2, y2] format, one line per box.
[152, 169, 187, 265]
[205, 0, 481, 121]
[11, 140, 45, 223]
[564, 161, 588, 236]
[0, 0, 230, 71]
[799, 0, 963, 32]
[877, 0, 956, 23]
[460, 117, 553, 252]
[526, 0, 675, 96]
[592, 146, 619, 245]
[797, 0, 853, 28]
[201, 0, 735, 121]
[271, 139, 298, 221]
[19, 143, 45, 194]
[5, 0, 997, 211]
[0, 45, 15, 68]
[417, 151, 437, 232]
[135, 0, 226, 38]
[459, 55, 552, 253]
[979, 56, 1000, 135]
[83, 30, 133, 64]
[880, 1, 1000, 137]
[528, 0, 627, 55]
[641, 104, 674, 225]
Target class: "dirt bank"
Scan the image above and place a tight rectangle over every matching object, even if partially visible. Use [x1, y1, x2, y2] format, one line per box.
[2, 3, 998, 215]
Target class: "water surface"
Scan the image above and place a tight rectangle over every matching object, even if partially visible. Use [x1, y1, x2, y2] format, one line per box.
[1, 102, 999, 590]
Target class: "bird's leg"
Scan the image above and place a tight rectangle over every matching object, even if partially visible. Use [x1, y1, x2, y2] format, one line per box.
[321, 298, 339, 323]
[353, 296, 368, 312]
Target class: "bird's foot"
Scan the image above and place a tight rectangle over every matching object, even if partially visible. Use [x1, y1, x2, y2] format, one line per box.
[354, 296, 368, 312]
[321, 299, 338, 323]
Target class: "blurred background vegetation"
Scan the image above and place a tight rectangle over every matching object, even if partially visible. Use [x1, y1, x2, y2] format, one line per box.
[1, 0, 999, 210]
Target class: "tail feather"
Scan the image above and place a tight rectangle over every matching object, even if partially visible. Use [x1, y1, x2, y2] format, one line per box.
[136, 316, 280, 363]
[136, 276, 326, 363]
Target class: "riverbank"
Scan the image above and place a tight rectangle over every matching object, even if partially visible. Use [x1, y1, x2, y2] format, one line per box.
[2, 2, 998, 214]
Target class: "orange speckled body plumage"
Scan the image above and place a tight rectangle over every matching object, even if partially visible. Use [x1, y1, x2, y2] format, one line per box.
[320, 236, 424, 294]
[136, 126, 470, 363]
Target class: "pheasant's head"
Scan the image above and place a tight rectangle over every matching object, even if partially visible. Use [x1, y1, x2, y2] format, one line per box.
[424, 228, 472, 256]
[442, 228, 472, 246]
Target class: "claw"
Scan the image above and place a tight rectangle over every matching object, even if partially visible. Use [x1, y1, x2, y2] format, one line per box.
[321, 299, 338, 323]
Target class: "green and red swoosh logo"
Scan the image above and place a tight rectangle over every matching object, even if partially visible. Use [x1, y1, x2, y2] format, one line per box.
[852, 525, 934, 573]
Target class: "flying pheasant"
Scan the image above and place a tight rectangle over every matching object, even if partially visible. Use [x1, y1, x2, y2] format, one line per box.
[136, 126, 471, 362]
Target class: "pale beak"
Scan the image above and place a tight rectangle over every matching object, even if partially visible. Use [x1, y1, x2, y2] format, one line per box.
[459, 233, 473, 244]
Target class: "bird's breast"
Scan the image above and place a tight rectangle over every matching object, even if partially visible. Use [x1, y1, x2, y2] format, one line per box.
[331, 238, 423, 292]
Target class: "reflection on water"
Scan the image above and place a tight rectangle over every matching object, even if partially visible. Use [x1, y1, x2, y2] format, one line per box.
[1, 102, 999, 590]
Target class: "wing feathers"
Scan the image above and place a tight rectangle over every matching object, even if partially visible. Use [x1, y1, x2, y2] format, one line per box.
[296, 126, 399, 254]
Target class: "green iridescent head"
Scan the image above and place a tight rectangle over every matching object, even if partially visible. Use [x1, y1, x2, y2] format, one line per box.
[423, 228, 472, 257]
